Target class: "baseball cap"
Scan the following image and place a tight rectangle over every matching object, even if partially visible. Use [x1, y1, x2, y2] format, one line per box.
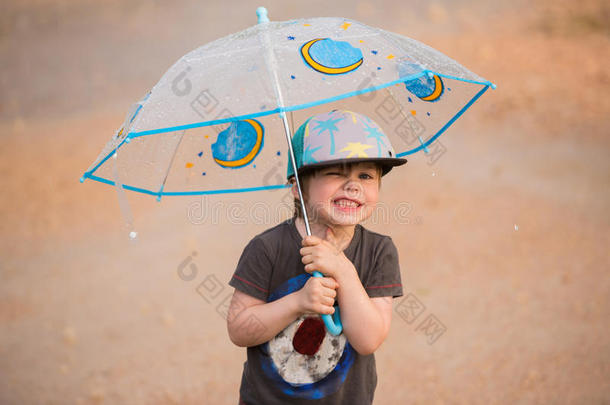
[286, 109, 407, 179]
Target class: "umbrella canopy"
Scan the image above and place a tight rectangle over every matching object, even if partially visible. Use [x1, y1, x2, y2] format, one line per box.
[80, 6, 494, 336]
[80, 10, 494, 200]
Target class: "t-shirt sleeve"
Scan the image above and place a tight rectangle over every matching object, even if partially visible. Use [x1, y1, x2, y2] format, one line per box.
[228, 236, 273, 302]
[364, 236, 404, 298]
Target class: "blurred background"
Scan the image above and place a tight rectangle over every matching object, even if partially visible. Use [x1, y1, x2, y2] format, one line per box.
[1, 0, 609, 403]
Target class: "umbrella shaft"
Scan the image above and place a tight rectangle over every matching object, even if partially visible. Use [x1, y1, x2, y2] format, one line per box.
[259, 25, 311, 236]
[280, 112, 311, 237]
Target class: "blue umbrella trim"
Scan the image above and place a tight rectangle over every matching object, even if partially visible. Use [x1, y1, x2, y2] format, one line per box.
[80, 70, 494, 200]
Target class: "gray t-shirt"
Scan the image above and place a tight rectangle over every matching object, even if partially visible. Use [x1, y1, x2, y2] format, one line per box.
[229, 217, 403, 404]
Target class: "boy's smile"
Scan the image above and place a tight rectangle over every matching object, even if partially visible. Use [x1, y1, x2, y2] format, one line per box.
[297, 162, 381, 233]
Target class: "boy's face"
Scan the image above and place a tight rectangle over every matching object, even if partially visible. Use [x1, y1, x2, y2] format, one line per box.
[293, 162, 381, 227]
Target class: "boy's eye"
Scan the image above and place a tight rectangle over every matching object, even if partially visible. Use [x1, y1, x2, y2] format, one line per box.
[359, 173, 375, 179]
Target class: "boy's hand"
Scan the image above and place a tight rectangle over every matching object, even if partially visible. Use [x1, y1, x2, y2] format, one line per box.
[300, 227, 356, 281]
[296, 276, 339, 315]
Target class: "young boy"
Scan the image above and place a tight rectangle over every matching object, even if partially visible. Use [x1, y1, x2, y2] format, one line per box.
[227, 110, 406, 404]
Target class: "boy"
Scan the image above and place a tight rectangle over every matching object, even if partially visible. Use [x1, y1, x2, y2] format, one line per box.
[227, 110, 406, 404]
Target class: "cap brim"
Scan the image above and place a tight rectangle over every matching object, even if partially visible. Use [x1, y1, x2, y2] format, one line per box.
[290, 157, 407, 178]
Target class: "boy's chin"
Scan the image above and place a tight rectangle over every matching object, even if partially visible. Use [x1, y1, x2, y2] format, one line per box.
[327, 209, 372, 226]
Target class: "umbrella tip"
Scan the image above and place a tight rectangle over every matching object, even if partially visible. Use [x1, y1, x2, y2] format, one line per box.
[256, 7, 269, 24]
[490, 82, 497, 90]
[79, 176, 85, 183]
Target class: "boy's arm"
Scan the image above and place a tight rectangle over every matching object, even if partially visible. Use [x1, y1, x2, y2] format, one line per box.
[333, 269, 394, 355]
[300, 230, 399, 355]
[227, 275, 339, 347]
[227, 289, 301, 347]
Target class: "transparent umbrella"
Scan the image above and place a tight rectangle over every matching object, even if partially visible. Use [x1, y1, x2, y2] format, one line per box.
[80, 7, 495, 335]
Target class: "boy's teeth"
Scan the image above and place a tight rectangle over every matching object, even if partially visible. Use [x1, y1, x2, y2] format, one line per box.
[335, 199, 358, 207]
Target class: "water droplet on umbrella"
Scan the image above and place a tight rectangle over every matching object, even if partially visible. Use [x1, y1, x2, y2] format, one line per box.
[129, 231, 138, 240]
[514, 224, 519, 231]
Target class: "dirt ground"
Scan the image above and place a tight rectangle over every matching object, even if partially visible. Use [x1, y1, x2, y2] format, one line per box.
[1, 0, 609, 404]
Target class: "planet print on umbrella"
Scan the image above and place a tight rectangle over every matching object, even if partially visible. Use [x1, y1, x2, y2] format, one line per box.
[404, 73, 444, 102]
[300, 38, 363, 75]
[397, 61, 444, 102]
[211, 119, 264, 168]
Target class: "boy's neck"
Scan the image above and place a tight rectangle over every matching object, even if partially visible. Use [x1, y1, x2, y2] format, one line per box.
[293, 217, 356, 252]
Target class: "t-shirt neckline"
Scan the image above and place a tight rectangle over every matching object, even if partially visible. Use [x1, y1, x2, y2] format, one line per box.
[286, 217, 361, 257]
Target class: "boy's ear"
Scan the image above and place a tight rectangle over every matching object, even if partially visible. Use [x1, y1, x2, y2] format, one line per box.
[290, 180, 300, 199]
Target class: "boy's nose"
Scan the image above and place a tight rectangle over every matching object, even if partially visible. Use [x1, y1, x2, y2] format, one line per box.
[343, 178, 363, 197]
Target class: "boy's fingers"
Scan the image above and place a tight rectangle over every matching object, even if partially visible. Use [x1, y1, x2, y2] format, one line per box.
[322, 288, 337, 298]
[321, 277, 339, 289]
[321, 305, 335, 315]
[299, 246, 313, 256]
[302, 236, 321, 246]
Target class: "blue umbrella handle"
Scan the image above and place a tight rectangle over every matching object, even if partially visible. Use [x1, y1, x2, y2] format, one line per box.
[312, 271, 343, 336]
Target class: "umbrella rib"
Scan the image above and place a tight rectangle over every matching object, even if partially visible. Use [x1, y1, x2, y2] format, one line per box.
[289, 110, 295, 135]
[382, 85, 429, 152]
[378, 28, 488, 83]
[383, 85, 409, 120]
[156, 129, 187, 200]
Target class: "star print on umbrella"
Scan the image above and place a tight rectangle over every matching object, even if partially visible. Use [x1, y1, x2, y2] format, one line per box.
[311, 116, 344, 155]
